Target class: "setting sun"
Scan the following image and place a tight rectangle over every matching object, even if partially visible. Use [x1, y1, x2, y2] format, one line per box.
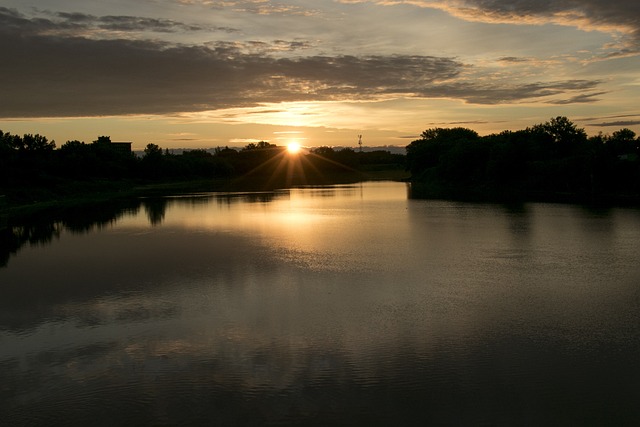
[287, 142, 302, 155]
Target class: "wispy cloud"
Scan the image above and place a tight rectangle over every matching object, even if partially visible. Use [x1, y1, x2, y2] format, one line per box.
[426, 79, 603, 105]
[548, 91, 609, 105]
[206, 40, 315, 55]
[576, 113, 640, 122]
[574, 113, 640, 128]
[0, 6, 239, 39]
[341, 0, 640, 57]
[58, 13, 214, 33]
[586, 120, 640, 127]
[176, 0, 319, 16]
[497, 57, 531, 64]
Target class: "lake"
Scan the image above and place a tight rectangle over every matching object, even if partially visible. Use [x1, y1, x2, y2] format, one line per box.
[2, 181, 640, 426]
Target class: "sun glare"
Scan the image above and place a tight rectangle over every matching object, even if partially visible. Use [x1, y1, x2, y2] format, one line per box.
[287, 142, 302, 155]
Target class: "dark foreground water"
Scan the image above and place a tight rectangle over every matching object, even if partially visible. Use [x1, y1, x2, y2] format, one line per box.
[2, 181, 640, 426]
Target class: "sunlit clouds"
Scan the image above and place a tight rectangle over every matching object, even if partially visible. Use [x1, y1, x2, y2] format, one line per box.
[0, 0, 638, 148]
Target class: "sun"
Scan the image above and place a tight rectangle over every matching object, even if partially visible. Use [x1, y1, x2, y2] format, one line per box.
[287, 142, 302, 155]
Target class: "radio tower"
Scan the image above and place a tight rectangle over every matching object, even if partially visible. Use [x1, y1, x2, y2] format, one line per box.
[358, 134, 363, 152]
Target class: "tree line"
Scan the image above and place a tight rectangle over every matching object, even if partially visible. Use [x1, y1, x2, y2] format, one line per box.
[406, 117, 640, 202]
[0, 132, 404, 204]
[3, 116, 639, 205]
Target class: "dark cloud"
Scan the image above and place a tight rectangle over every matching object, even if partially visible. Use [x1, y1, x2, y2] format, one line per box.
[0, 7, 607, 118]
[360, 0, 640, 57]
[497, 56, 530, 63]
[421, 80, 603, 105]
[443, 0, 640, 27]
[93, 15, 205, 33]
[548, 91, 608, 105]
[576, 113, 640, 122]
[587, 120, 640, 127]
[0, 6, 60, 33]
[438, 0, 640, 54]
[0, 7, 238, 36]
[217, 39, 314, 54]
[55, 12, 94, 23]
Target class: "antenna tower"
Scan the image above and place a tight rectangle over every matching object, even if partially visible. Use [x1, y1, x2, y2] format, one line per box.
[358, 134, 363, 152]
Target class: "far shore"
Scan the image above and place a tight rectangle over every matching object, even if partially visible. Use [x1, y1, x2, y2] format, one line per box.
[0, 168, 410, 218]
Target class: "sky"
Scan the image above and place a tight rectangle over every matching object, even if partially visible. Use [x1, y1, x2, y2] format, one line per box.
[1, 0, 639, 150]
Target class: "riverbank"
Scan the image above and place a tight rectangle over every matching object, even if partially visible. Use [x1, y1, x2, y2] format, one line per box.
[1, 167, 410, 217]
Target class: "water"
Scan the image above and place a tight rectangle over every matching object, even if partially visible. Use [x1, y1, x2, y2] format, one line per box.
[2, 181, 640, 426]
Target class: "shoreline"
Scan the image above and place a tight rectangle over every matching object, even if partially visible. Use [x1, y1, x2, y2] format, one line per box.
[5, 169, 639, 221]
[1, 168, 411, 218]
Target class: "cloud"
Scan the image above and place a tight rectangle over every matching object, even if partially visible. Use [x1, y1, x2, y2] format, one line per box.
[576, 113, 640, 122]
[60, 13, 209, 33]
[548, 91, 608, 104]
[586, 120, 640, 127]
[0, 7, 238, 39]
[576, 113, 640, 128]
[422, 79, 603, 105]
[207, 40, 315, 55]
[176, 0, 319, 16]
[0, 7, 606, 118]
[447, 120, 494, 125]
[342, 0, 640, 56]
[497, 57, 531, 63]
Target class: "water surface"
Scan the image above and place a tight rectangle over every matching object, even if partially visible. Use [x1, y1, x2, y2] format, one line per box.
[2, 182, 640, 426]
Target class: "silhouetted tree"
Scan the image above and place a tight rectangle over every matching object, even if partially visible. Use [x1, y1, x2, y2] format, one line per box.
[60, 140, 86, 152]
[606, 129, 638, 157]
[0, 130, 20, 152]
[533, 116, 587, 144]
[419, 127, 479, 142]
[20, 134, 55, 151]
[143, 143, 163, 161]
[214, 146, 238, 157]
[243, 141, 275, 151]
[309, 146, 360, 170]
[406, 127, 479, 176]
[408, 117, 640, 202]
